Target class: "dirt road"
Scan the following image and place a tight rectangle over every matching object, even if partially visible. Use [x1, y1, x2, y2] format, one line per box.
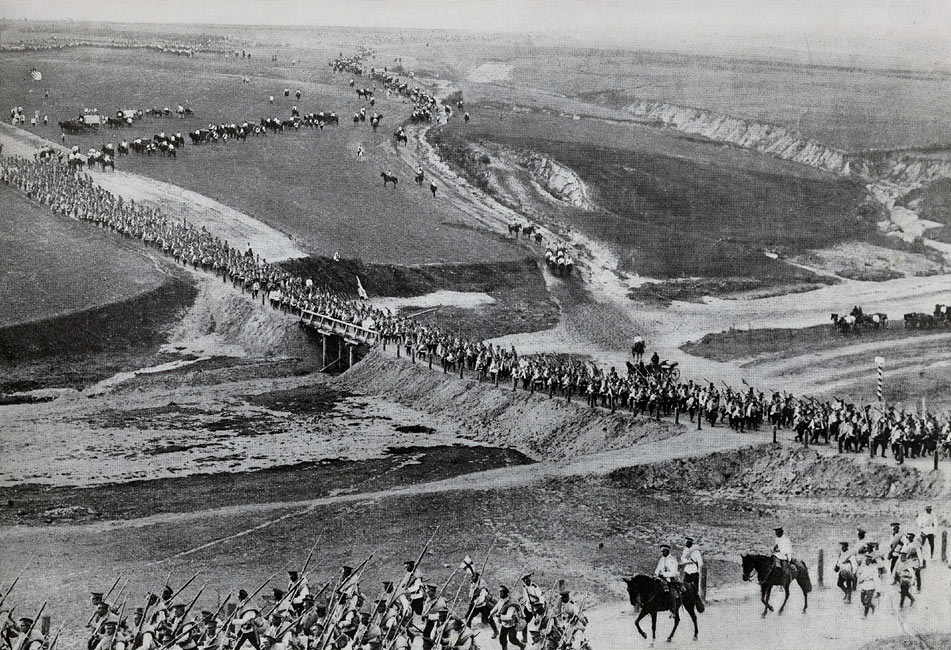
[586, 559, 951, 650]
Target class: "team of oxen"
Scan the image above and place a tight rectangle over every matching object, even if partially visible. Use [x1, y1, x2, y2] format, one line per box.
[832, 305, 951, 333]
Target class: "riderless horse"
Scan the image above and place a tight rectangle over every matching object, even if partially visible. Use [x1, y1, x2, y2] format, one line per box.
[623, 575, 702, 642]
[741, 554, 811, 617]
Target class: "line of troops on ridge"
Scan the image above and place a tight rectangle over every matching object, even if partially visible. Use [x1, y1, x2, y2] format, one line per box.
[386, 326, 951, 465]
[0, 552, 592, 650]
[1, 154, 949, 466]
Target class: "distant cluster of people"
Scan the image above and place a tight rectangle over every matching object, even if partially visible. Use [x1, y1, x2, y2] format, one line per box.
[1, 543, 592, 650]
[0, 37, 227, 55]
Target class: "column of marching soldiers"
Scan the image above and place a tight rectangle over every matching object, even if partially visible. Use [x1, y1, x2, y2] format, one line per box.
[2, 145, 950, 465]
[0, 534, 591, 650]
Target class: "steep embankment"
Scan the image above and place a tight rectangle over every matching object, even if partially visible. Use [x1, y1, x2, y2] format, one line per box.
[627, 101, 864, 175]
[609, 445, 945, 499]
[511, 150, 597, 211]
[164, 275, 313, 358]
[626, 101, 951, 254]
[336, 349, 682, 460]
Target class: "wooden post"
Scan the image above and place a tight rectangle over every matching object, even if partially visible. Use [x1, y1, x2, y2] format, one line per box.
[772, 424, 777, 444]
[942, 530, 948, 563]
[459, 362, 464, 379]
[817, 549, 824, 587]
[321, 335, 326, 368]
[934, 448, 940, 471]
[700, 566, 708, 601]
[428, 352, 432, 370]
[697, 411, 702, 431]
[348, 346, 353, 369]
[674, 407, 679, 425]
[396, 340, 401, 358]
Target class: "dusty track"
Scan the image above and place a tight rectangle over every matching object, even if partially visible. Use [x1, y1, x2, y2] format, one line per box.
[392, 83, 950, 405]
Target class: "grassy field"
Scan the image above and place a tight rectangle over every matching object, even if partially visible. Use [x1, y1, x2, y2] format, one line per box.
[0, 184, 170, 327]
[435, 107, 869, 282]
[680, 324, 949, 363]
[0, 47, 522, 265]
[340, 32, 951, 153]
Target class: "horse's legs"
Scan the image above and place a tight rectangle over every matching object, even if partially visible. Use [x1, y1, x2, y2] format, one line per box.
[761, 586, 772, 617]
[801, 579, 809, 612]
[687, 605, 698, 639]
[651, 612, 657, 640]
[666, 608, 680, 643]
[778, 583, 790, 615]
[634, 610, 648, 639]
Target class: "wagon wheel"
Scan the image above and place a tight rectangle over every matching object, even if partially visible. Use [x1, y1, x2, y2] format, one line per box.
[670, 367, 681, 381]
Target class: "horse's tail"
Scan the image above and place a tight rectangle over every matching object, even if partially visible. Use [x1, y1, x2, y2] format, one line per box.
[685, 583, 705, 613]
[794, 560, 812, 593]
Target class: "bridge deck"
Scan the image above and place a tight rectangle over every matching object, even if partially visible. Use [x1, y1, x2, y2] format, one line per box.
[299, 309, 379, 346]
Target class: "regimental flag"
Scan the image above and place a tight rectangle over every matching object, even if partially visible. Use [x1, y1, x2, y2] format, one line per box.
[356, 275, 369, 300]
[459, 555, 474, 574]
[30, 69, 42, 81]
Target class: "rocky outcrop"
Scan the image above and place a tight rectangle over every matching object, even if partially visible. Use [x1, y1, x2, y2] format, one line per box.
[514, 151, 597, 211]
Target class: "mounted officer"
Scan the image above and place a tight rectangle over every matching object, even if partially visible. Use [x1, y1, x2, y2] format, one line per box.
[653, 544, 681, 611]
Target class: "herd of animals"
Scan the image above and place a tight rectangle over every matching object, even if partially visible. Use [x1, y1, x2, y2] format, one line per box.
[831, 305, 950, 333]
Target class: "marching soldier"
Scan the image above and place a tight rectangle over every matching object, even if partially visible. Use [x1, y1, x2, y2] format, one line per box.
[902, 533, 924, 592]
[887, 522, 904, 575]
[679, 537, 703, 594]
[893, 551, 916, 609]
[834, 542, 857, 602]
[518, 574, 543, 643]
[15, 617, 45, 650]
[287, 571, 310, 610]
[916, 505, 937, 559]
[856, 555, 880, 617]
[490, 586, 523, 650]
[397, 562, 425, 616]
[464, 572, 496, 638]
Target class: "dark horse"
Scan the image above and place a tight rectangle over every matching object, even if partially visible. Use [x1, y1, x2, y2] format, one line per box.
[380, 172, 398, 188]
[623, 576, 702, 642]
[741, 554, 811, 617]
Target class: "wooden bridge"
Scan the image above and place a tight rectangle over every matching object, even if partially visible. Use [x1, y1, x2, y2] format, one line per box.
[299, 308, 379, 352]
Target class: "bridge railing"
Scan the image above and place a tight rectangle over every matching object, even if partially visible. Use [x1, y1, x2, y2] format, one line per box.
[298, 308, 379, 346]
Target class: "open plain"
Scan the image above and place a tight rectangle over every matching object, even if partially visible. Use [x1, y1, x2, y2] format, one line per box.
[0, 12, 950, 650]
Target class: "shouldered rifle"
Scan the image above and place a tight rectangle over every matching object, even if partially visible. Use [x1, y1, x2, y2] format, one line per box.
[0, 555, 35, 611]
[218, 571, 279, 640]
[13, 601, 45, 650]
[169, 572, 202, 604]
[46, 621, 67, 650]
[170, 586, 205, 639]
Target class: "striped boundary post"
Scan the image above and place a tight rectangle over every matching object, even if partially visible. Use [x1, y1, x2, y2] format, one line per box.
[873, 356, 885, 457]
